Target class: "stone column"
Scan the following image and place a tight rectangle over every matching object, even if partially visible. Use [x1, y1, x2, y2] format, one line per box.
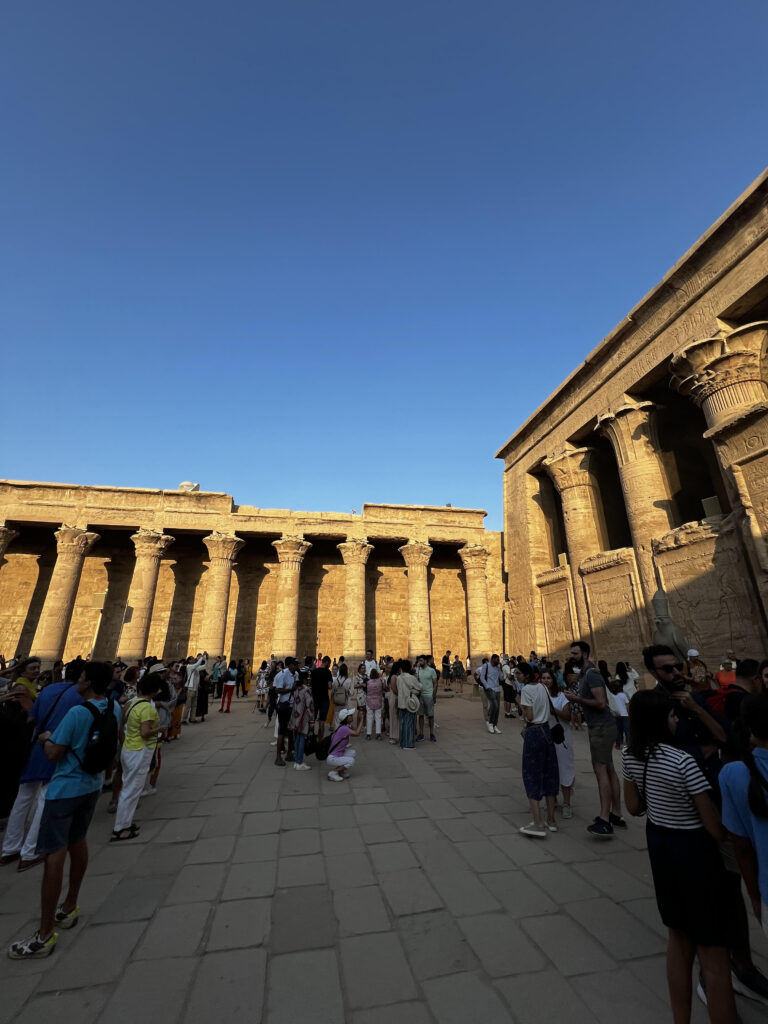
[338, 538, 373, 666]
[459, 544, 493, 663]
[271, 535, 311, 659]
[398, 541, 433, 659]
[0, 524, 19, 562]
[117, 530, 175, 662]
[197, 533, 245, 656]
[543, 445, 604, 639]
[598, 397, 677, 631]
[671, 322, 768, 611]
[32, 525, 100, 666]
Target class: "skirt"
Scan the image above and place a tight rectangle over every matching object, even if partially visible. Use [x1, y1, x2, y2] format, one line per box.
[399, 710, 416, 749]
[646, 821, 730, 947]
[522, 723, 560, 800]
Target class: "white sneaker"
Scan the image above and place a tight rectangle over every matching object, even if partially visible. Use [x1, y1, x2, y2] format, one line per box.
[545, 820, 558, 832]
[486, 722, 494, 734]
[294, 763, 311, 771]
[269, 740, 277, 746]
[141, 786, 157, 797]
[519, 822, 547, 838]
[493, 726, 502, 734]
[327, 771, 343, 782]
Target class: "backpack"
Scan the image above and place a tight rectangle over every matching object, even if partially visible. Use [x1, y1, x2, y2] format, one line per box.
[74, 696, 119, 774]
[332, 681, 348, 707]
[315, 729, 342, 762]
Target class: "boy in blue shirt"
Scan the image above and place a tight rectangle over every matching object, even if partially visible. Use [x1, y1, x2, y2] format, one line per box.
[8, 661, 121, 960]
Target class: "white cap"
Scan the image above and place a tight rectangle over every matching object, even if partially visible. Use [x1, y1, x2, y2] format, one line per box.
[687, 649, 699, 659]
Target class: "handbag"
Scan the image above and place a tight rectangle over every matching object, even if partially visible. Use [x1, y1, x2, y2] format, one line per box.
[406, 689, 420, 714]
[546, 694, 565, 744]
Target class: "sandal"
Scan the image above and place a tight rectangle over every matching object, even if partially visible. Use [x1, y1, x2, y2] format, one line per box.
[110, 829, 136, 842]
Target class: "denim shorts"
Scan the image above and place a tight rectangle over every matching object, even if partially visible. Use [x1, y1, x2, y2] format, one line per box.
[36, 791, 99, 857]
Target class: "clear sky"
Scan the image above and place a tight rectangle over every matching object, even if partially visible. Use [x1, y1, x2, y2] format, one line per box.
[3, 1, 767, 531]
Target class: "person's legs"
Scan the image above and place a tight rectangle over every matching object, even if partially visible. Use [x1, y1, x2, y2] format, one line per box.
[545, 795, 557, 825]
[593, 763, 612, 821]
[60, 838, 88, 914]
[148, 745, 162, 790]
[698, 944, 738, 1023]
[607, 761, 621, 815]
[2, 781, 40, 857]
[20, 783, 49, 861]
[366, 708, 374, 737]
[417, 713, 424, 738]
[666, 928, 695, 1024]
[487, 692, 500, 727]
[479, 686, 489, 721]
[375, 708, 382, 736]
[114, 748, 151, 832]
[294, 733, 306, 765]
[428, 714, 435, 738]
[39, 847, 67, 940]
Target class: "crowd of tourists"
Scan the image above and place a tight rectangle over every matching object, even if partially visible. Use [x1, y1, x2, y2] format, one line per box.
[4, 640, 768, 1024]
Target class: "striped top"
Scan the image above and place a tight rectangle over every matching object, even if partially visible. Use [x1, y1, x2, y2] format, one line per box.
[622, 743, 711, 829]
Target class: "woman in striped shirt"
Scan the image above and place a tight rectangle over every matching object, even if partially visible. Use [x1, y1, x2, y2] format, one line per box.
[623, 689, 737, 1024]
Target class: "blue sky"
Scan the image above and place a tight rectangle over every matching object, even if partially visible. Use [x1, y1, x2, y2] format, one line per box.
[3, 1, 767, 531]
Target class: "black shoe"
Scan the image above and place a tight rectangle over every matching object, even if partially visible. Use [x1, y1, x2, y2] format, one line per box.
[274, 759, 286, 767]
[609, 813, 627, 829]
[587, 817, 614, 838]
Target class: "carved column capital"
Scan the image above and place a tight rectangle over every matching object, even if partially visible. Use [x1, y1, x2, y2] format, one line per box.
[130, 529, 175, 562]
[543, 445, 599, 492]
[459, 544, 489, 574]
[203, 531, 245, 565]
[337, 539, 373, 565]
[54, 525, 100, 560]
[0, 524, 19, 559]
[597, 397, 661, 467]
[272, 535, 312, 567]
[670, 322, 768, 434]
[398, 541, 433, 568]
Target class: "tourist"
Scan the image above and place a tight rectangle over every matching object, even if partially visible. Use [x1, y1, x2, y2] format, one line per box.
[235, 659, 246, 698]
[310, 655, 332, 740]
[182, 653, 206, 724]
[215, 655, 228, 699]
[1, 658, 85, 872]
[396, 660, 421, 749]
[451, 654, 466, 694]
[290, 671, 314, 771]
[384, 660, 399, 745]
[326, 708, 362, 782]
[365, 668, 384, 740]
[243, 659, 252, 696]
[564, 640, 625, 837]
[8, 661, 119, 960]
[478, 653, 504, 735]
[715, 659, 736, 689]
[543, 667, 574, 818]
[623, 689, 738, 1023]
[112, 674, 162, 841]
[415, 654, 438, 743]
[255, 660, 269, 712]
[0, 656, 42, 820]
[614, 661, 637, 699]
[518, 662, 559, 837]
[501, 656, 517, 719]
[146, 673, 175, 794]
[364, 649, 379, 677]
[167, 668, 185, 741]
[759, 660, 768, 694]
[441, 650, 452, 692]
[720, 693, 768, 943]
[331, 662, 352, 728]
[219, 660, 237, 713]
[273, 657, 297, 767]
[353, 663, 368, 731]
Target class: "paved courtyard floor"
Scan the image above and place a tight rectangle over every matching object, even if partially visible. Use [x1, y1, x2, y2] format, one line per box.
[1, 693, 767, 1024]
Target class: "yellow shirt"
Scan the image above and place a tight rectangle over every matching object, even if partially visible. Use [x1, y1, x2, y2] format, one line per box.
[123, 698, 159, 751]
[16, 676, 38, 702]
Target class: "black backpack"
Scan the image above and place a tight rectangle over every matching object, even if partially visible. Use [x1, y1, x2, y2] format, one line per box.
[74, 696, 119, 774]
[315, 729, 342, 762]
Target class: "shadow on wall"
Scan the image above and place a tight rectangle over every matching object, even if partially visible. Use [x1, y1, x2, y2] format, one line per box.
[525, 514, 768, 674]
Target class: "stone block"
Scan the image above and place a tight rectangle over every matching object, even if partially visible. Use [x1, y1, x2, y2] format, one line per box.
[397, 910, 478, 980]
[38, 921, 146, 990]
[280, 807, 319, 830]
[494, 970, 599, 1023]
[368, 841, 419, 873]
[436, 817, 485, 842]
[166, 863, 226, 905]
[565, 898, 665, 959]
[334, 885, 391, 936]
[396, 818, 442, 843]
[321, 826, 366, 855]
[354, 804, 391, 824]
[101, 957, 198, 1022]
[155, 817, 206, 844]
[186, 835, 237, 864]
[222, 861, 277, 900]
[351, 1005, 433, 1024]
[200, 811, 243, 838]
[570, 966, 671, 1023]
[1, 976, 48, 1024]
[340, 932, 417, 1008]
[573, 860, 654, 901]
[387, 801, 425, 820]
[430, 870, 500, 916]
[276, 853, 326, 887]
[134, 902, 212, 959]
[422, 971, 514, 1024]
[271, 886, 337, 953]
[208, 897, 271, 950]
[520, 914, 616, 976]
[242, 811, 281, 835]
[185, 949, 267, 1024]
[378, 868, 443, 916]
[453, 839, 515, 873]
[326, 852, 377, 890]
[481, 870, 558, 918]
[13, 986, 113, 1024]
[266, 949, 343, 1024]
[278, 828, 321, 857]
[459, 914, 547, 977]
[523, 861, 600, 903]
[91, 876, 167, 922]
[318, 804, 359, 829]
[419, 798, 461, 820]
[234, 834, 280, 862]
[360, 822, 403, 845]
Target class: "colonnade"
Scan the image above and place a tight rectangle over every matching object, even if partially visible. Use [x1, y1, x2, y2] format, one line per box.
[534, 322, 768, 642]
[17, 527, 494, 669]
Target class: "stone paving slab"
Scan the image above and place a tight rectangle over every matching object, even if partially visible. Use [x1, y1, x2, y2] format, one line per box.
[1, 694, 767, 1023]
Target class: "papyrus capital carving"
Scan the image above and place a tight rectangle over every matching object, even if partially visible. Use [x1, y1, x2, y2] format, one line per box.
[337, 539, 373, 565]
[398, 541, 433, 568]
[203, 532, 245, 565]
[272, 535, 311, 567]
[55, 525, 100, 560]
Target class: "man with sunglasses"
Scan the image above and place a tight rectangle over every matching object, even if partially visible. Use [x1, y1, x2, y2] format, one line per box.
[644, 644, 768, 1009]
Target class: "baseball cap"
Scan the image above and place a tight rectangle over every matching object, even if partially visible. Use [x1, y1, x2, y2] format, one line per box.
[338, 708, 352, 722]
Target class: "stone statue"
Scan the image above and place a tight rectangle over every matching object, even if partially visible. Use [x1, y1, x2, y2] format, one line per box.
[651, 589, 689, 664]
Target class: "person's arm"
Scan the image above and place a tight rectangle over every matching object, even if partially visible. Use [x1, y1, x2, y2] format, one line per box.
[731, 834, 762, 919]
[567, 682, 607, 711]
[692, 791, 725, 842]
[624, 779, 644, 816]
[673, 691, 727, 745]
[37, 731, 69, 763]
[140, 717, 162, 739]
[521, 704, 533, 722]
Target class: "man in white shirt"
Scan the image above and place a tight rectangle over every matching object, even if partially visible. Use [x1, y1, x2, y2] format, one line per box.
[364, 650, 379, 677]
[273, 658, 298, 767]
[478, 654, 504, 734]
[182, 653, 207, 724]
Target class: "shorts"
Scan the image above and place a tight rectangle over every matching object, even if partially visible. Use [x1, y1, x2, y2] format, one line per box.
[315, 699, 330, 721]
[36, 791, 99, 857]
[418, 694, 434, 717]
[501, 681, 517, 703]
[277, 704, 293, 735]
[587, 722, 617, 765]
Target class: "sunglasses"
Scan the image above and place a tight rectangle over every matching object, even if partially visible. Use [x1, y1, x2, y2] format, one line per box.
[657, 662, 685, 674]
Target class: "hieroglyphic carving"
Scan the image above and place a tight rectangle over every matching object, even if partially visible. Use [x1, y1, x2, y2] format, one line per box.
[540, 582, 577, 657]
[579, 548, 635, 574]
[583, 566, 645, 666]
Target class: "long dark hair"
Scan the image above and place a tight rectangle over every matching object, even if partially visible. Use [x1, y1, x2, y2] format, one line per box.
[741, 694, 768, 819]
[627, 689, 673, 762]
[597, 660, 611, 684]
[615, 662, 629, 685]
